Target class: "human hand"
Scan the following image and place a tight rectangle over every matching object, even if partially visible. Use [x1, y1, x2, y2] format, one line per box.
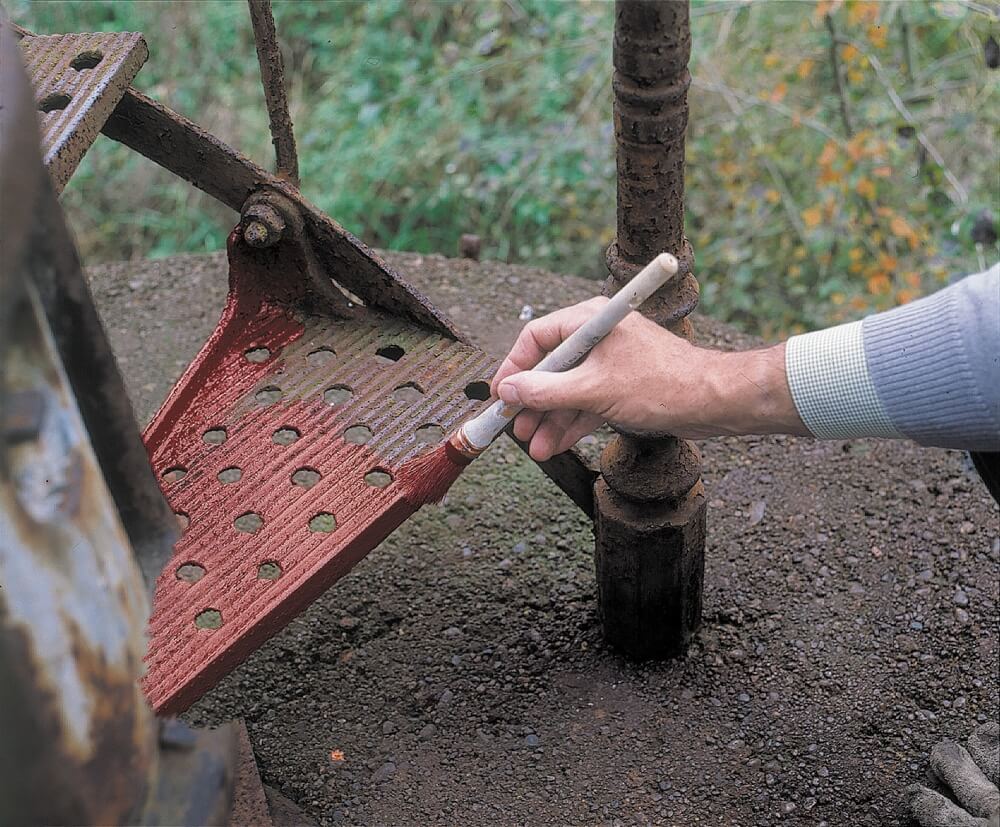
[906, 722, 1000, 827]
[491, 297, 808, 462]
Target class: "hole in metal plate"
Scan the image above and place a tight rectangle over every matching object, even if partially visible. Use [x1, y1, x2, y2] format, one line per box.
[291, 467, 321, 489]
[256, 385, 283, 405]
[203, 427, 227, 444]
[464, 381, 490, 401]
[375, 344, 405, 363]
[324, 385, 353, 406]
[244, 347, 271, 363]
[70, 50, 103, 70]
[344, 425, 372, 445]
[272, 427, 300, 446]
[257, 561, 282, 581]
[308, 512, 337, 533]
[218, 466, 243, 484]
[176, 562, 205, 583]
[364, 468, 393, 488]
[39, 92, 71, 113]
[195, 609, 223, 630]
[234, 512, 263, 534]
[162, 466, 187, 482]
[392, 382, 424, 403]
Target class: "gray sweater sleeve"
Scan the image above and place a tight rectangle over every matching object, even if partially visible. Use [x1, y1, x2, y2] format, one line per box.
[785, 264, 1000, 451]
[864, 264, 999, 450]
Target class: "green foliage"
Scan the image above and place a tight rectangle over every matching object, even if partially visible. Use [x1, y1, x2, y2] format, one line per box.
[11, 0, 998, 335]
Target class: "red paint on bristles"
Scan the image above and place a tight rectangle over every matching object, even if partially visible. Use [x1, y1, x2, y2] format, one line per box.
[395, 433, 475, 507]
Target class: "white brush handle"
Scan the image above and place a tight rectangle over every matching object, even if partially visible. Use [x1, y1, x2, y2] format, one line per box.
[462, 252, 679, 450]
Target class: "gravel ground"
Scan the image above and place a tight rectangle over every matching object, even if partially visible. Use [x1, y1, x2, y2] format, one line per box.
[86, 249, 998, 827]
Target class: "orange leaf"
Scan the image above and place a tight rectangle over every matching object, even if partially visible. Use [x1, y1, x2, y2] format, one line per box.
[850, 296, 868, 311]
[895, 289, 917, 304]
[769, 81, 788, 103]
[855, 177, 876, 199]
[848, 1, 879, 26]
[802, 206, 823, 228]
[764, 52, 781, 69]
[841, 44, 859, 63]
[867, 24, 887, 49]
[889, 215, 919, 248]
[867, 273, 891, 295]
[765, 189, 781, 204]
[904, 271, 921, 288]
[849, 247, 863, 262]
[797, 59, 816, 79]
[818, 140, 838, 166]
[873, 165, 892, 178]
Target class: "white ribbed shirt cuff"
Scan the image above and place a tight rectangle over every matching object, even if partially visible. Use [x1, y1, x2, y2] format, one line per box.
[786, 320, 902, 440]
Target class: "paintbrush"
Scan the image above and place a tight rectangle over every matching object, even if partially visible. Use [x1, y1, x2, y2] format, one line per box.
[396, 252, 679, 507]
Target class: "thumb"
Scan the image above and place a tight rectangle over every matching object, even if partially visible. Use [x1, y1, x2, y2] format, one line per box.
[497, 368, 591, 413]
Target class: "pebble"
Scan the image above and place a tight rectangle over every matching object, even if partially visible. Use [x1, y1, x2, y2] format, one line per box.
[382, 721, 396, 735]
[372, 762, 396, 783]
[525, 734, 540, 747]
[953, 589, 969, 607]
[418, 724, 438, 741]
[955, 608, 970, 624]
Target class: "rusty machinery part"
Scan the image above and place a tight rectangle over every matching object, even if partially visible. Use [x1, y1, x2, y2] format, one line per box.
[1, 19, 238, 824]
[595, 0, 707, 659]
[11, 18, 458, 340]
[3, 17, 177, 595]
[0, 258, 155, 826]
[142, 228, 497, 714]
[12, 18, 597, 519]
[15, 28, 148, 195]
[240, 188, 356, 317]
[247, 0, 299, 186]
[603, 0, 703, 504]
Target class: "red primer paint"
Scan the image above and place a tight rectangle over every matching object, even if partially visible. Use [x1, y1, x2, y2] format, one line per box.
[142, 231, 492, 715]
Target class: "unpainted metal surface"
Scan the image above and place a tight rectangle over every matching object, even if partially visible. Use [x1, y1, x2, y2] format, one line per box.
[100, 81, 464, 340]
[602, 0, 703, 506]
[17, 29, 148, 194]
[248, 0, 299, 185]
[143, 232, 494, 715]
[0, 283, 155, 826]
[596, 0, 706, 659]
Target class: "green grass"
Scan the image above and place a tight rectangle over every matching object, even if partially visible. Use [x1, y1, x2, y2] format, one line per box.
[12, 0, 998, 335]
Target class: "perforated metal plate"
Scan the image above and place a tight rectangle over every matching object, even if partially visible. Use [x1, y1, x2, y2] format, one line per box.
[143, 238, 493, 714]
[18, 30, 148, 192]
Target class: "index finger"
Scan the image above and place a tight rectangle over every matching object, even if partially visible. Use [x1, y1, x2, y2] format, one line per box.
[490, 296, 608, 395]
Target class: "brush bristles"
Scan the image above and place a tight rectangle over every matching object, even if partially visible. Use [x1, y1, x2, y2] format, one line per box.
[395, 437, 475, 507]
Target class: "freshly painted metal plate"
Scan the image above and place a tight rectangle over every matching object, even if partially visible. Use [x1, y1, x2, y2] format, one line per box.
[143, 237, 494, 715]
[18, 30, 148, 192]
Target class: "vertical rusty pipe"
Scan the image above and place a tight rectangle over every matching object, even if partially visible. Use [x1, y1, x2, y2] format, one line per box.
[247, 0, 300, 186]
[595, 0, 707, 659]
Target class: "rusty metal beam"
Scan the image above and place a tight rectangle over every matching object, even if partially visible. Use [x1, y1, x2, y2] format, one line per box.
[247, 0, 300, 186]
[595, 0, 706, 659]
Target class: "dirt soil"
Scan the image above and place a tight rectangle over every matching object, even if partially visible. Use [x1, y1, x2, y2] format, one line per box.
[86, 249, 998, 827]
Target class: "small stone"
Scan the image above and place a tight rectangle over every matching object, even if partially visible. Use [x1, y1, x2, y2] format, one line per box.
[525, 734, 540, 747]
[497, 558, 512, 570]
[437, 689, 454, 707]
[910, 621, 923, 631]
[955, 608, 970, 624]
[953, 589, 969, 607]
[780, 801, 796, 814]
[512, 542, 527, 554]
[372, 761, 396, 783]
[338, 616, 359, 629]
[443, 626, 461, 638]
[382, 721, 396, 735]
[418, 723, 437, 741]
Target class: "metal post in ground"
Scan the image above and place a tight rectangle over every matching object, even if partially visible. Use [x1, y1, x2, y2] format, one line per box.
[595, 0, 707, 658]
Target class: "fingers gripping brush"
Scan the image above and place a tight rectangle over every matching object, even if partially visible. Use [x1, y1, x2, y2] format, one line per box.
[396, 253, 680, 507]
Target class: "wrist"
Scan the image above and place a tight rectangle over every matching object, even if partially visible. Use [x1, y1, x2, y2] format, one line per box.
[705, 343, 809, 437]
